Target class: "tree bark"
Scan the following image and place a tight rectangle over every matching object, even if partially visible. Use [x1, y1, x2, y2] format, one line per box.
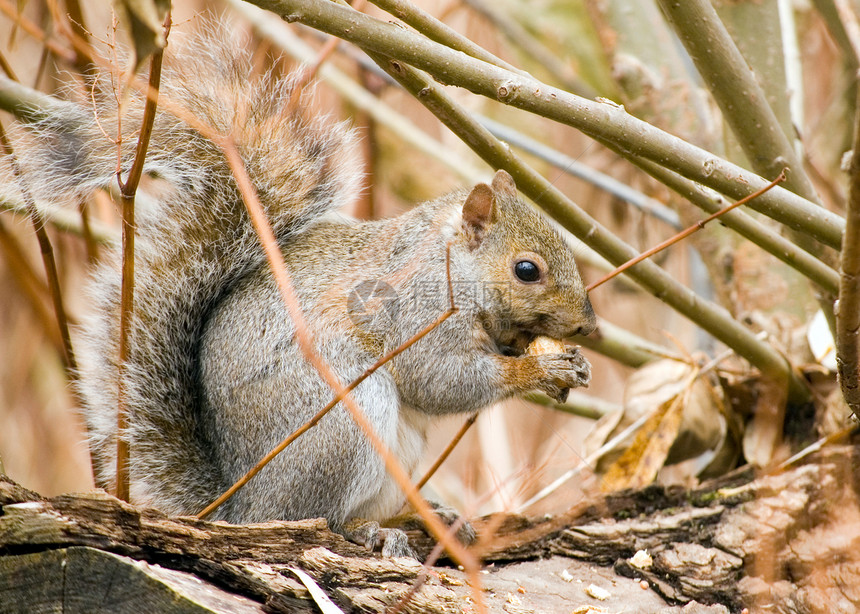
[2, 445, 858, 613]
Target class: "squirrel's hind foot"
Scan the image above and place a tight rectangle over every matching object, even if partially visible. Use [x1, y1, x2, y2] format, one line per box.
[342, 519, 417, 559]
[427, 501, 477, 546]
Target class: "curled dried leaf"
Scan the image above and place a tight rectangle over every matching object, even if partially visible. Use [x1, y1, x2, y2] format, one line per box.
[589, 359, 737, 490]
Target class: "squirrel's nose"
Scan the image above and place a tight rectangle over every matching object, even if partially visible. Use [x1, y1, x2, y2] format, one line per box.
[571, 298, 597, 337]
[571, 320, 596, 337]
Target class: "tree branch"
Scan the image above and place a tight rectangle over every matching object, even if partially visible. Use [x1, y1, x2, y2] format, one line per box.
[630, 156, 839, 295]
[837, 83, 860, 419]
[363, 55, 808, 400]
[253, 0, 843, 250]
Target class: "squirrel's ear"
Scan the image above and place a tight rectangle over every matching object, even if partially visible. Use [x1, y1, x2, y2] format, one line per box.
[462, 182, 496, 249]
[491, 169, 517, 200]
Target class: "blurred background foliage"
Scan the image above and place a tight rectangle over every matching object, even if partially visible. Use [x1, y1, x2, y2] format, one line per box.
[0, 0, 858, 518]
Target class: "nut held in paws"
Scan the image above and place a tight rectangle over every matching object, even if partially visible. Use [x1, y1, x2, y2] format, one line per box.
[526, 335, 567, 356]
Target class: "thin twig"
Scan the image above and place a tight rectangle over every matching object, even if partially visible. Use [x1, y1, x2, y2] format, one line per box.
[284, 34, 340, 114]
[32, 41, 50, 90]
[57, 0, 95, 77]
[0, 193, 116, 244]
[776, 423, 858, 471]
[628, 155, 840, 295]
[114, 14, 170, 503]
[415, 413, 478, 490]
[77, 200, 99, 262]
[587, 170, 787, 292]
[0, 49, 18, 81]
[0, 216, 62, 348]
[0, 122, 78, 376]
[0, 0, 77, 64]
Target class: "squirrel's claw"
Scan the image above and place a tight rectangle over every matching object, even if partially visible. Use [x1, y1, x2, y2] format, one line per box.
[431, 502, 477, 546]
[534, 349, 592, 401]
[343, 519, 381, 551]
[342, 520, 417, 558]
[549, 386, 570, 404]
[379, 528, 417, 558]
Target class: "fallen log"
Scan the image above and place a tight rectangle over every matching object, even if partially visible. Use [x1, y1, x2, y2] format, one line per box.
[1, 444, 858, 613]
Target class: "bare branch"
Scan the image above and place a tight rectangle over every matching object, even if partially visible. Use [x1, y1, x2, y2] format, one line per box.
[112, 14, 169, 504]
[251, 0, 843, 249]
[587, 171, 787, 292]
[837, 83, 860, 419]
[629, 156, 840, 295]
[362, 54, 809, 400]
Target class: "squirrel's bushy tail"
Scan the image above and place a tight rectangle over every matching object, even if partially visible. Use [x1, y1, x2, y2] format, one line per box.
[9, 27, 360, 513]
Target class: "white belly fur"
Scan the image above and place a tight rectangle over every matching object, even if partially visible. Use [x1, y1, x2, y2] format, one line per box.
[350, 404, 431, 521]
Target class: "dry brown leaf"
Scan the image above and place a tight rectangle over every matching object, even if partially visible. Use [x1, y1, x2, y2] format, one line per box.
[599, 385, 688, 492]
[624, 359, 693, 416]
[588, 359, 732, 487]
[582, 359, 691, 466]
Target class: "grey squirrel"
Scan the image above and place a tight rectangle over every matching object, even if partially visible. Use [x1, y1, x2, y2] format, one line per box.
[6, 28, 595, 554]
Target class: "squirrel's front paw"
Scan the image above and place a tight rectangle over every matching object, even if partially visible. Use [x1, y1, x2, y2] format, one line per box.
[533, 348, 591, 402]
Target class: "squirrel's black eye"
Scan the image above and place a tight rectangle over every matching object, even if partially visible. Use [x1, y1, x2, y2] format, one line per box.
[514, 259, 541, 283]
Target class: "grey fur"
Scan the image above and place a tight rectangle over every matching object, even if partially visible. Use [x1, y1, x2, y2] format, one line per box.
[4, 29, 596, 531]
